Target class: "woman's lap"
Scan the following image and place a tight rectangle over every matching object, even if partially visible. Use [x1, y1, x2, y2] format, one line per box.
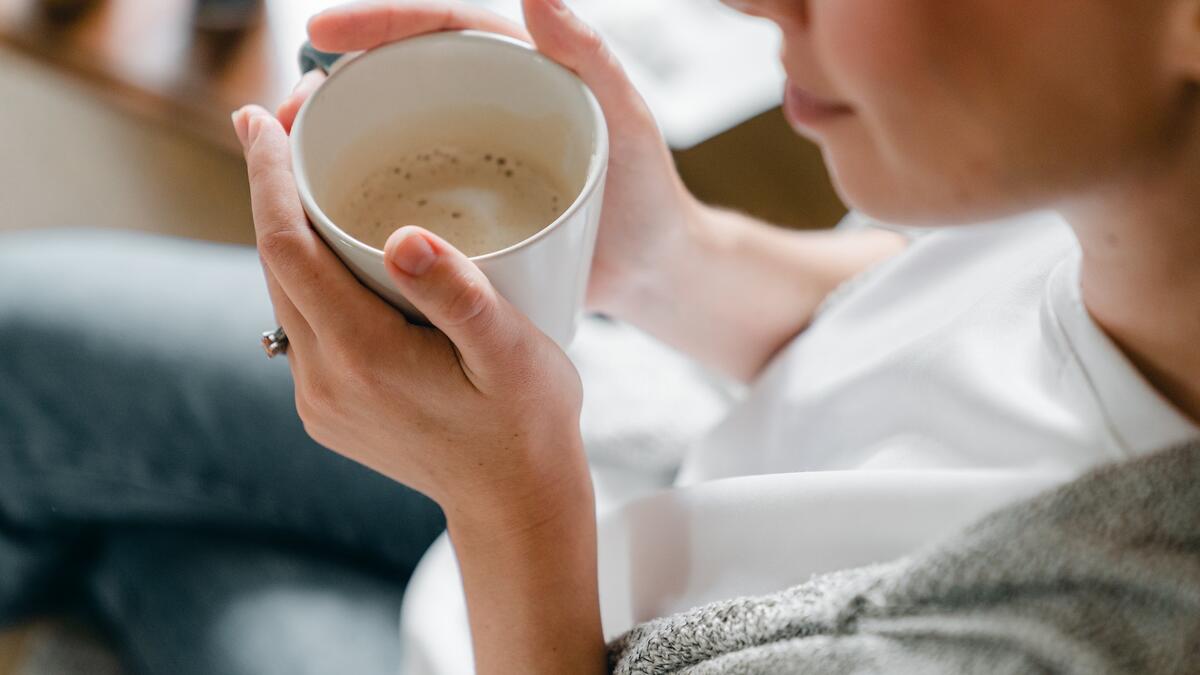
[88, 527, 410, 675]
[0, 228, 445, 672]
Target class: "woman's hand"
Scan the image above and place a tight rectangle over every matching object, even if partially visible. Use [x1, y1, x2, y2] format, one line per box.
[277, 0, 701, 319]
[231, 105, 588, 523]
[233, 105, 604, 673]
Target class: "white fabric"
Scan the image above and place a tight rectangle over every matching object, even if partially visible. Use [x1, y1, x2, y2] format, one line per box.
[398, 212, 1198, 674]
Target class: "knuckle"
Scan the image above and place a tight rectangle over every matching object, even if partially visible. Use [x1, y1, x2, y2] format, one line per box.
[437, 5, 458, 31]
[300, 373, 338, 414]
[294, 390, 316, 424]
[258, 227, 305, 265]
[246, 152, 281, 186]
[442, 274, 493, 328]
[576, 24, 608, 64]
[294, 392, 326, 441]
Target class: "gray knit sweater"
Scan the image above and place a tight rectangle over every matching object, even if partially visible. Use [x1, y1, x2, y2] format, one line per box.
[608, 442, 1200, 674]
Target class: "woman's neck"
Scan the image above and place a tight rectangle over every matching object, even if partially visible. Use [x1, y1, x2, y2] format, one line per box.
[1062, 157, 1200, 426]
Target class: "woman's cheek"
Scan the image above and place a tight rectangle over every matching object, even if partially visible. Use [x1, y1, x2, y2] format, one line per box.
[813, 0, 926, 92]
[806, 3, 929, 219]
[812, 1, 1015, 223]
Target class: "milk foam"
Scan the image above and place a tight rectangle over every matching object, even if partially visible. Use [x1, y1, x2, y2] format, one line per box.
[331, 145, 569, 257]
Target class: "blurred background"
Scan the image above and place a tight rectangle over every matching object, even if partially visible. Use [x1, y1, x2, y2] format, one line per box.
[0, 0, 842, 671]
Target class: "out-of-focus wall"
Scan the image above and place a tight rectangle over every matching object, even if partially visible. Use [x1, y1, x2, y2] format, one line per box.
[0, 48, 255, 246]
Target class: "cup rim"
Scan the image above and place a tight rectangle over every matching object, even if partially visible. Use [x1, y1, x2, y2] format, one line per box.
[290, 29, 610, 264]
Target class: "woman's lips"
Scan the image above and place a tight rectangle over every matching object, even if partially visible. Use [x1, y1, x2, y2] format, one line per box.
[783, 81, 853, 130]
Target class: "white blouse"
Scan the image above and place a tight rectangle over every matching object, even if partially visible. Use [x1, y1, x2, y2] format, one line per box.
[398, 211, 1198, 674]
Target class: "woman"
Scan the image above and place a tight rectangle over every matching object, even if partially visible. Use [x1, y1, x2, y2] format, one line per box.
[3, 0, 1199, 672]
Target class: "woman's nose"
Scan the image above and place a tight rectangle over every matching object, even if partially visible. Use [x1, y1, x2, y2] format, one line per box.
[722, 0, 810, 33]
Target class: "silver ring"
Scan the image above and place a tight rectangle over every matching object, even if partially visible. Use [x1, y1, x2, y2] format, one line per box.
[261, 326, 289, 358]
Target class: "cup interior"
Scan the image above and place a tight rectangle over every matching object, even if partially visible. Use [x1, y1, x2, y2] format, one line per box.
[292, 31, 605, 258]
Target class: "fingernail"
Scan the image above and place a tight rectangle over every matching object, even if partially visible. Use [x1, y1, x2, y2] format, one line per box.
[390, 228, 437, 276]
[232, 108, 250, 148]
[546, 0, 566, 10]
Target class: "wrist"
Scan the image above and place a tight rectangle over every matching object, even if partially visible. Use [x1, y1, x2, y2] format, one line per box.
[597, 192, 718, 321]
[443, 431, 594, 544]
[447, 434, 604, 675]
[445, 479, 596, 562]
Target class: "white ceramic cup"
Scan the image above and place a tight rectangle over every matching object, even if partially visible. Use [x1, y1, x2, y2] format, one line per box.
[291, 30, 608, 348]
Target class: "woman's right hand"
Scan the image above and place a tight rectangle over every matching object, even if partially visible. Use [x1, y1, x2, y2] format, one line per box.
[277, 0, 701, 319]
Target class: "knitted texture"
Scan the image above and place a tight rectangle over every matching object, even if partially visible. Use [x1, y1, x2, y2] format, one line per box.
[610, 442, 1200, 674]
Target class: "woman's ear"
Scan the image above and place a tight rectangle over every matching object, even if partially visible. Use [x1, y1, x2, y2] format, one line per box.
[1167, 0, 1200, 81]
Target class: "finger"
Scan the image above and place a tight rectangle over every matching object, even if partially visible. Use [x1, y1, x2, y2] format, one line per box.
[383, 226, 527, 383]
[233, 105, 380, 339]
[260, 257, 312, 343]
[234, 108, 316, 348]
[260, 267, 318, 407]
[522, 0, 656, 131]
[276, 69, 327, 134]
[308, 0, 532, 53]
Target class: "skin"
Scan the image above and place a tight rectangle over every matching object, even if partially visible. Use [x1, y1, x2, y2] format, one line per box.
[237, 0, 1200, 671]
[741, 0, 1184, 225]
[733, 0, 1200, 423]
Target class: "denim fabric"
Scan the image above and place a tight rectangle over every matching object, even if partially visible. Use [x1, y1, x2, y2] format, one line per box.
[0, 229, 446, 674]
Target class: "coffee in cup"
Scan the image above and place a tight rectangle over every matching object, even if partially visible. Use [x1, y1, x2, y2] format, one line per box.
[329, 144, 570, 257]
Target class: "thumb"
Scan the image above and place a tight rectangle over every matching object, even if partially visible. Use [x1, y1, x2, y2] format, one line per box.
[522, 0, 655, 132]
[383, 226, 523, 378]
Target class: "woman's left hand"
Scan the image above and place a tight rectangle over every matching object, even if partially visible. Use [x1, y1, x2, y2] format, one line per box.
[231, 105, 589, 527]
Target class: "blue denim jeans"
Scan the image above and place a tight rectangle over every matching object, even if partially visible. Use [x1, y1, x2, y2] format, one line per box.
[0, 229, 447, 674]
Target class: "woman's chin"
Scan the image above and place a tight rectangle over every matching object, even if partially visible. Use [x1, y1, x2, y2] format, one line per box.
[824, 153, 997, 226]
